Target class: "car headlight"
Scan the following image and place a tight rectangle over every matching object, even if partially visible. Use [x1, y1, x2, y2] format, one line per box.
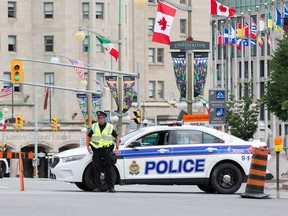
[61, 154, 86, 163]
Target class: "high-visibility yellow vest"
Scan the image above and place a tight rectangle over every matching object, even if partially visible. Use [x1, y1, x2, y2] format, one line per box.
[90, 123, 114, 149]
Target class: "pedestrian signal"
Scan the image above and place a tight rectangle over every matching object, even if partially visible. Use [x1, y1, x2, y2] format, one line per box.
[15, 114, 24, 129]
[11, 60, 24, 84]
[52, 116, 59, 131]
[274, 136, 283, 152]
[133, 110, 141, 124]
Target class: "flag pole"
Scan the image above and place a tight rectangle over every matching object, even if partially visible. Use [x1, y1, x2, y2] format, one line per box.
[241, 13, 245, 97]
[214, 20, 218, 88]
[271, 0, 277, 141]
[264, 3, 269, 146]
[248, 9, 252, 84]
[221, 20, 224, 89]
[227, 18, 232, 98]
[233, 17, 238, 100]
[256, 5, 261, 140]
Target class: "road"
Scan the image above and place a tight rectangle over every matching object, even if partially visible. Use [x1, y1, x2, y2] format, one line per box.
[0, 178, 288, 216]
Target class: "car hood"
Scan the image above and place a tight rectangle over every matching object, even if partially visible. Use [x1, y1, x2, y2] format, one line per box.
[55, 147, 87, 157]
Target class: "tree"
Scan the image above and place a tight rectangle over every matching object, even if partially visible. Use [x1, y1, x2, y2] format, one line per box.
[264, 38, 288, 121]
[226, 82, 261, 141]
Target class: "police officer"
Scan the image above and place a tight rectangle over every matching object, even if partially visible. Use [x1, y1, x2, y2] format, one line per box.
[86, 111, 120, 192]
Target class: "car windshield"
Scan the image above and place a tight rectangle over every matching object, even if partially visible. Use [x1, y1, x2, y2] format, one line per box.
[120, 129, 145, 145]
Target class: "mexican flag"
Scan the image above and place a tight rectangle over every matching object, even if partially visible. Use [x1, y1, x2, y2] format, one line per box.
[96, 35, 119, 61]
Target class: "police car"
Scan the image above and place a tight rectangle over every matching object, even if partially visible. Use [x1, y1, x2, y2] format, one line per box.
[51, 125, 271, 194]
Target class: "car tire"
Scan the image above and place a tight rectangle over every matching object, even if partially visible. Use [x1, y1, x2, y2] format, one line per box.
[197, 184, 215, 193]
[210, 163, 242, 194]
[75, 182, 89, 191]
[82, 164, 117, 192]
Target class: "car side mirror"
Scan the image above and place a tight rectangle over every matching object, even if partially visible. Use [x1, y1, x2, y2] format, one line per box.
[129, 141, 141, 148]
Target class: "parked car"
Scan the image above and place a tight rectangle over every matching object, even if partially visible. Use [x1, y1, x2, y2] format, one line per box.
[51, 125, 272, 194]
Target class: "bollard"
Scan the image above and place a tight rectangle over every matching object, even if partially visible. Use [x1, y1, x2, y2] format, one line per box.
[18, 152, 24, 191]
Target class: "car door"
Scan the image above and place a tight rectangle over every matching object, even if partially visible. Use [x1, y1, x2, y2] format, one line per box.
[170, 129, 222, 181]
[122, 130, 172, 183]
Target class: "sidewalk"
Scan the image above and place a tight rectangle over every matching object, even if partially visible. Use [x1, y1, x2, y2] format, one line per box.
[266, 173, 288, 190]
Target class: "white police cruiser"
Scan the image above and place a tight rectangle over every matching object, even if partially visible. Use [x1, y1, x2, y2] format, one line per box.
[51, 125, 271, 194]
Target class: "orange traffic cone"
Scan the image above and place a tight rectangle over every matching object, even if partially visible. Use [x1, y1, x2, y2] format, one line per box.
[241, 148, 269, 199]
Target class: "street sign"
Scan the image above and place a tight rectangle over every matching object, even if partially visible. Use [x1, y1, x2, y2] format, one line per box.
[209, 89, 226, 125]
[170, 40, 210, 50]
[183, 114, 209, 126]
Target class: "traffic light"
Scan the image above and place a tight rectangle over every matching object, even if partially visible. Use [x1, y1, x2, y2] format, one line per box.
[0, 143, 7, 152]
[52, 116, 59, 131]
[15, 114, 24, 129]
[133, 110, 141, 124]
[10, 60, 24, 84]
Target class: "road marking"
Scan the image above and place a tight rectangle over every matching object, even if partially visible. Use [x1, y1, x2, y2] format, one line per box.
[0, 186, 9, 189]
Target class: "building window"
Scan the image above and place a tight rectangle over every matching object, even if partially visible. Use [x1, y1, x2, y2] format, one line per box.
[180, 19, 187, 34]
[148, 48, 155, 63]
[83, 36, 89, 52]
[96, 41, 103, 53]
[44, 2, 53, 19]
[149, 81, 156, 99]
[82, 2, 89, 19]
[157, 81, 164, 99]
[148, 18, 155, 34]
[8, 35, 16, 52]
[96, 73, 104, 93]
[96, 3, 104, 19]
[44, 73, 54, 92]
[157, 48, 164, 63]
[8, 2, 16, 18]
[4, 72, 20, 92]
[44, 36, 54, 52]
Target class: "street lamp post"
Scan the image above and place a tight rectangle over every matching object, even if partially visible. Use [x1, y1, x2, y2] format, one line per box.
[161, 0, 193, 114]
[75, 29, 93, 126]
[186, 0, 193, 114]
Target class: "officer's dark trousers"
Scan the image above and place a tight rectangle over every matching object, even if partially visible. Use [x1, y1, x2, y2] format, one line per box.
[91, 146, 114, 190]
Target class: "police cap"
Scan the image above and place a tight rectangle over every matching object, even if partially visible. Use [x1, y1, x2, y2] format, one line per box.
[96, 111, 107, 118]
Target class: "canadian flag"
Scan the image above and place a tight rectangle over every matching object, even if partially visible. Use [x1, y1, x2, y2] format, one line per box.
[210, 0, 236, 18]
[152, 2, 176, 45]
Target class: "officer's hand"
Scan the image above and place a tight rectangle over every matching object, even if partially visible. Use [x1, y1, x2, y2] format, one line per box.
[87, 146, 92, 154]
[114, 148, 119, 156]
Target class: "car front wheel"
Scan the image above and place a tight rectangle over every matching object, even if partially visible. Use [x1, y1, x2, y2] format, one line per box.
[81, 164, 117, 192]
[210, 163, 243, 194]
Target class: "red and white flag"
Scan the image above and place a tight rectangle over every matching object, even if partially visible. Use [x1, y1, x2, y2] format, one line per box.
[210, 0, 236, 17]
[43, 88, 49, 110]
[152, 2, 176, 45]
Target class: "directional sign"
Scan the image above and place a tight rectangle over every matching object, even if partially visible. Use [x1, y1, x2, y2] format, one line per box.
[170, 40, 210, 50]
[209, 89, 226, 125]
